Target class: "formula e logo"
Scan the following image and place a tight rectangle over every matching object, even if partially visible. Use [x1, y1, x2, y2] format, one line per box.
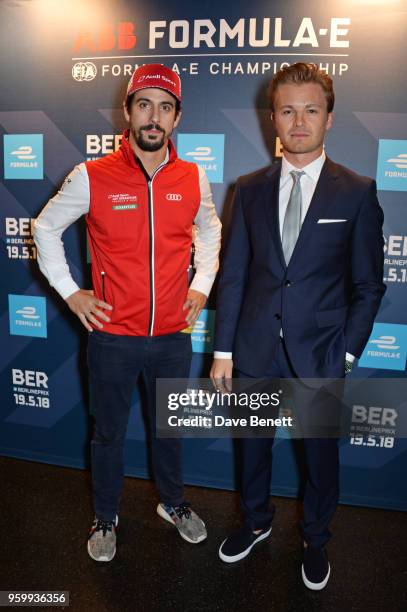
[386, 154, 407, 169]
[72, 62, 97, 82]
[166, 193, 182, 201]
[16, 306, 40, 321]
[9, 295, 47, 338]
[10, 146, 36, 161]
[376, 140, 407, 192]
[369, 336, 399, 350]
[177, 134, 225, 184]
[4, 135, 43, 179]
[181, 309, 215, 353]
[185, 147, 215, 162]
[358, 322, 407, 371]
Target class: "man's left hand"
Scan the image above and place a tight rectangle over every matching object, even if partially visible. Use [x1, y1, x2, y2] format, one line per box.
[183, 289, 207, 327]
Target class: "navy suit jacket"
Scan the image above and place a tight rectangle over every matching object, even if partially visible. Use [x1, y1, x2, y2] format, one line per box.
[214, 157, 386, 378]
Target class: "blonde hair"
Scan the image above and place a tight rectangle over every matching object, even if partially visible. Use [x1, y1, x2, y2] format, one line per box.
[269, 63, 334, 113]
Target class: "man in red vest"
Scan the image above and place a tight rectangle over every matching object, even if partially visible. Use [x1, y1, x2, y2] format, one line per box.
[34, 64, 221, 562]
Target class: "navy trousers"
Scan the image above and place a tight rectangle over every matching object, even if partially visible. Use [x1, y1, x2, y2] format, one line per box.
[87, 329, 192, 522]
[239, 339, 340, 549]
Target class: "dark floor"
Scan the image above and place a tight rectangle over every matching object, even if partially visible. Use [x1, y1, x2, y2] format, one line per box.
[0, 456, 406, 612]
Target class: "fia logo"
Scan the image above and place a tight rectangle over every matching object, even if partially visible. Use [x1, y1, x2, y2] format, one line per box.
[72, 62, 97, 82]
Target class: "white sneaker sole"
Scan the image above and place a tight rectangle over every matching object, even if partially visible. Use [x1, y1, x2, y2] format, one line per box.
[87, 514, 119, 562]
[156, 504, 207, 544]
[301, 563, 331, 590]
[87, 540, 116, 562]
[219, 527, 272, 563]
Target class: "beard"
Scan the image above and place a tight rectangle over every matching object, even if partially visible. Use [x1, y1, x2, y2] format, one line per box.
[132, 124, 167, 152]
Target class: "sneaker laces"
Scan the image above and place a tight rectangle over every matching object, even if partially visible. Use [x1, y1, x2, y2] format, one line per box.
[93, 519, 115, 537]
[174, 502, 192, 520]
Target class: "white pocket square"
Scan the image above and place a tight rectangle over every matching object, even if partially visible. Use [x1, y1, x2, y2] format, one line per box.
[317, 219, 347, 224]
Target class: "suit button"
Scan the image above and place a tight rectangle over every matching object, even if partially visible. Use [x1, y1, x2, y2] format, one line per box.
[284, 280, 291, 287]
[274, 313, 281, 320]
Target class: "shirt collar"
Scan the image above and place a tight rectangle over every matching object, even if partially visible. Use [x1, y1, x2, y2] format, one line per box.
[281, 150, 326, 183]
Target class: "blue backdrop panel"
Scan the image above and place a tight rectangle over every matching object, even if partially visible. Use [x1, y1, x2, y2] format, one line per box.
[1, 0, 406, 511]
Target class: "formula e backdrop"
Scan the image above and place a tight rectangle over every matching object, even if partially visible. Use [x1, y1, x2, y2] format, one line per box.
[1, 0, 406, 510]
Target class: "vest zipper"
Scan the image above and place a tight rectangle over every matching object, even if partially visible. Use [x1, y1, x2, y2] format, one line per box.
[147, 179, 155, 335]
[137, 157, 167, 336]
[147, 165, 167, 335]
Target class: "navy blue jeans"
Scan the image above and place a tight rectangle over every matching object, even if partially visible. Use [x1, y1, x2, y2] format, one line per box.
[87, 330, 192, 522]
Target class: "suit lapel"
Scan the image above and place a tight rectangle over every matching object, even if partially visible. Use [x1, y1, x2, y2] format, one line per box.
[288, 157, 340, 269]
[264, 162, 287, 270]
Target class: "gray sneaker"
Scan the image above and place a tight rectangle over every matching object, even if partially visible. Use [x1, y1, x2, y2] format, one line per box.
[87, 515, 118, 562]
[157, 502, 207, 544]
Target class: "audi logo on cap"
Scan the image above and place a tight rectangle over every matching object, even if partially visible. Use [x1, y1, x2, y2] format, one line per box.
[166, 193, 182, 201]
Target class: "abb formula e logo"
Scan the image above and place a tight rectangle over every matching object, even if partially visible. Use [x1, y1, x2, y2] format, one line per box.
[74, 22, 137, 52]
[72, 19, 350, 52]
[166, 193, 182, 201]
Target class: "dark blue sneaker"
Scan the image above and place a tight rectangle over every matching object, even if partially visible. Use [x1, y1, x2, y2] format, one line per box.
[302, 546, 330, 590]
[219, 524, 272, 563]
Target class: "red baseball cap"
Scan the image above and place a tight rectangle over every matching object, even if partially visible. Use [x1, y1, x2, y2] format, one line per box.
[126, 64, 182, 104]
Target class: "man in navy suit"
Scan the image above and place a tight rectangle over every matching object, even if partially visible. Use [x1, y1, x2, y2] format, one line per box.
[210, 63, 385, 590]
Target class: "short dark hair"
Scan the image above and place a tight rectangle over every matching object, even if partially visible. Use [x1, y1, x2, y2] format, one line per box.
[269, 63, 334, 113]
[125, 91, 181, 116]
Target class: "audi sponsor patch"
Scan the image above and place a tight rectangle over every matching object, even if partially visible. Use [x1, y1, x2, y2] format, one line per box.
[166, 193, 182, 201]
